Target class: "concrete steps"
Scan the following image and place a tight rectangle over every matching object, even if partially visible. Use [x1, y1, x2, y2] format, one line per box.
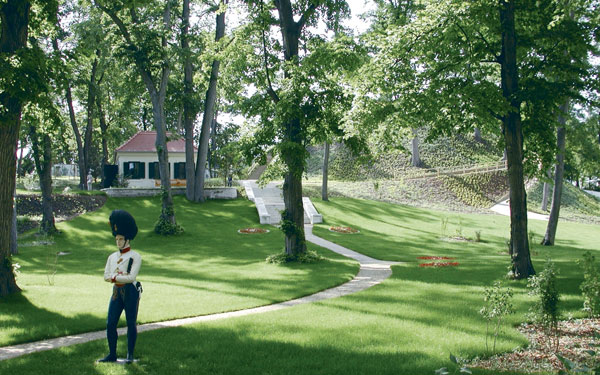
[242, 180, 322, 225]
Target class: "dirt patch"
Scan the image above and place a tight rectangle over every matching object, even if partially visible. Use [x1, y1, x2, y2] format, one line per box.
[470, 318, 600, 373]
[16, 194, 107, 233]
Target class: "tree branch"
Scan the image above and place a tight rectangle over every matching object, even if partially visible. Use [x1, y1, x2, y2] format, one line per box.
[297, 2, 319, 31]
[94, 0, 158, 97]
[474, 28, 500, 62]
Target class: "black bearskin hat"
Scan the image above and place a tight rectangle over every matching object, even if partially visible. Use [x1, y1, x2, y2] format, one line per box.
[109, 210, 138, 241]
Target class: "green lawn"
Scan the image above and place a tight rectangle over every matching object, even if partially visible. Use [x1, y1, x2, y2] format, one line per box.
[1, 197, 598, 374]
[1, 196, 358, 346]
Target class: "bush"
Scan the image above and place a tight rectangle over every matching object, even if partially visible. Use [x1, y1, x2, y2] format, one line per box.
[578, 251, 600, 318]
[154, 215, 184, 236]
[266, 250, 323, 264]
[479, 281, 514, 354]
[527, 259, 560, 351]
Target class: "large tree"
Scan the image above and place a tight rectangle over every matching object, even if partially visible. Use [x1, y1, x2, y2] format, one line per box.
[193, 0, 227, 202]
[95, 0, 180, 233]
[0, 0, 57, 296]
[23, 98, 62, 234]
[52, 35, 99, 191]
[351, 0, 598, 278]
[541, 101, 568, 246]
[241, 0, 359, 257]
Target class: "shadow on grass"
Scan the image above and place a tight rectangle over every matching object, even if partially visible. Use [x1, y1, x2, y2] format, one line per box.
[0, 293, 103, 347]
[0, 321, 530, 375]
[7, 197, 358, 346]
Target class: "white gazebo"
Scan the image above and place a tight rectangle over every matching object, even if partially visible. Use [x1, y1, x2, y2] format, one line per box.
[115, 131, 199, 188]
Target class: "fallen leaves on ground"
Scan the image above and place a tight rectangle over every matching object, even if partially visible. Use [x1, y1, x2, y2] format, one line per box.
[470, 318, 600, 374]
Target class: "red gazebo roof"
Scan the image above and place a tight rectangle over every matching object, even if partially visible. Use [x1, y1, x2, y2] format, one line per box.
[116, 131, 196, 153]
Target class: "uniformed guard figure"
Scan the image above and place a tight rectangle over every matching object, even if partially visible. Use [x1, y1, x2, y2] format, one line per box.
[97, 210, 142, 364]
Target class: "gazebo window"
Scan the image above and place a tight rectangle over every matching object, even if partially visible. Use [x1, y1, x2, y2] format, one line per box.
[174, 162, 186, 179]
[123, 162, 145, 179]
[149, 162, 170, 179]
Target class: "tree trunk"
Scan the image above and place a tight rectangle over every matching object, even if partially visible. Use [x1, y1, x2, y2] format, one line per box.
[411, 128, 421, 167]
[29, 127, 56, 234]
[276, 0, 307, 257]
[541, 168, 551, 211]
[322, 141, 330, 201]
[542, 101, 568, 246]
[474, 127, 483, 142]
[82, 56, 99, 185]
[0, 0, 30, 296]
[499, 0, 534, 279]
[541, 182, 550, 211]
[282, 119, 307, 256]
[53, 37, 86, 190]
[181, 0, 196, 200]
[97, 1, 177, 228]
[150, 93, 176, 225]
[39, 135, 56, 234]
[96, 92, 109, 187]
[65, 81, 86, 190]
[194, 4, 226, 202]
[10, 185, 17, 255]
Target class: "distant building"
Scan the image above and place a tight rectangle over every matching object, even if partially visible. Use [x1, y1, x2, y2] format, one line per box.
[115, 131, 202, 188]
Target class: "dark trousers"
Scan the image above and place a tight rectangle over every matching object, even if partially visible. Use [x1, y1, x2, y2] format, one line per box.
[106, 283, 139, 357]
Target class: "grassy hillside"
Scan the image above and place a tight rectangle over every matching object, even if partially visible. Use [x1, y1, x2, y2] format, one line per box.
[305, 131, 508, 212]
[306, 131, 502, 181]
[528, 181, 600, 224]
[306, 131, 599, 223]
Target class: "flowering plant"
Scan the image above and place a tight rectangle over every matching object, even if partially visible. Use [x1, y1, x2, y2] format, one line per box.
[329, 226, 359, 234]
[419, 262, 460, 267]
[238, 228, 269, 234]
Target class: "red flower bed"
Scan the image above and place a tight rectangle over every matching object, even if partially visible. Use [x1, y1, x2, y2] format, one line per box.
[419, 262, 460, 267]
[329, 226, 359, 234]
[238, 228, 269, 234]
[417, 256, 455, 260]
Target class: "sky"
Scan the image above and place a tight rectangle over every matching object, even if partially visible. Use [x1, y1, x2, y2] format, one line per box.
[343, 0, 376, 34]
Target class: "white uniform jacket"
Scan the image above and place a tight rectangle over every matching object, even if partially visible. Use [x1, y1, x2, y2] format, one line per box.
[104, 250, 142, 284]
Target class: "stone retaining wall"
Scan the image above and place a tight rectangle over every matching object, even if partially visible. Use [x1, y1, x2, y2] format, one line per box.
[102, 187, 237, 199]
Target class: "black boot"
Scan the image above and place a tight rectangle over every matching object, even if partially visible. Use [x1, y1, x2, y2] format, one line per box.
[96, 354, 117, 363]
[125, 352, 135, 364]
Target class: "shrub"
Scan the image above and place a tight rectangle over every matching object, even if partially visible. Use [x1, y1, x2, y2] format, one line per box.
[266, 250, 323, 264]
[527, 259, 560, 351]
[154, 215, 184, 236]
[479, 281, 514, 354]
[440, 216, 449, 238]
[578, 251, 600, 318]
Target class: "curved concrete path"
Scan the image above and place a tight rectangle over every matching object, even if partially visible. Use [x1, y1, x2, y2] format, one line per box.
[0, 225, 399, 361]
[490, 199, 549, 221]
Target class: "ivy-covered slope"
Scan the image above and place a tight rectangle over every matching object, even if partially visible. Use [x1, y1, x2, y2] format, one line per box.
[305, 131, 508, 212]
[306, 131, 599, 222]
[527, 181, 600, 224]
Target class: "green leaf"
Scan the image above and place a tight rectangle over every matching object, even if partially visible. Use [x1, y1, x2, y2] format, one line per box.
[435, 368, 449, 375]
[450, 353, 458, 364]
[584, 350, 596, 356]
[460, 367, 472, 374]
[556, 354, 576, 370]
